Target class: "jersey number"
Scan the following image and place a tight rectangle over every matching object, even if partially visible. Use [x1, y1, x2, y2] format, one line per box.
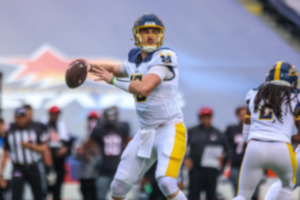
[130, 74, 147, 103]
[234, 134, 245, 155]
[259, 104, 274, 121]
[103, 134, 122, 156]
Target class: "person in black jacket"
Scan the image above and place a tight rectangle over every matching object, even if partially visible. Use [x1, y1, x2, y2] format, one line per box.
[184, 107, 228, 200]
[46, 106, 70, 200]
[224, 106, 247, 195]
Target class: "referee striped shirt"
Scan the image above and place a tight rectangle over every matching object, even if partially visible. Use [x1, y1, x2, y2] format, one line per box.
[4, 123, 48, 165]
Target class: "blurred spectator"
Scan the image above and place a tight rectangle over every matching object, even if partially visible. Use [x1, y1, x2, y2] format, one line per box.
[0, 107, 47, 200]
[74, 111, 100, 200]
[0, 118, 11, 200]
[23, 104, 55, 199]
[184, 107, 228, 200]
[224, 106, 247, 195]
[88, 107, 130, 200]
[45, 106, 70, 200]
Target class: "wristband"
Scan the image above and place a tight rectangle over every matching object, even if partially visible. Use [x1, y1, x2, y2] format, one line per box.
[110, 77, 117, 85]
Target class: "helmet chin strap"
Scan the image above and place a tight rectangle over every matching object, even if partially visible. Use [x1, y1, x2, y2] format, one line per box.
[141, 45, 158, 53]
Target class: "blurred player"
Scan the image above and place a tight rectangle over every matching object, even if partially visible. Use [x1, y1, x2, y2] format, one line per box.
[89, 107, 130, 200]
[233, 61, 300, 200]
[77, 13, 187, 200]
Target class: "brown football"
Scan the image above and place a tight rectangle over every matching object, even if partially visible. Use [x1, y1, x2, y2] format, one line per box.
[65, 59, 88, 88]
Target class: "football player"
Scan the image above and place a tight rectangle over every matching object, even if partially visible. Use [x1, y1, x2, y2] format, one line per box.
[75, 14, 187, 200]
[233, 61, 300, 200]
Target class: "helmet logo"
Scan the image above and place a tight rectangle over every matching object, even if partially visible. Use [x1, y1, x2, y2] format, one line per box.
[288, 68, 298, 76]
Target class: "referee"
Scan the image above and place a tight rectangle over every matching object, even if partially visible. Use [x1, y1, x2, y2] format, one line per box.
[0, 107, 47, 200]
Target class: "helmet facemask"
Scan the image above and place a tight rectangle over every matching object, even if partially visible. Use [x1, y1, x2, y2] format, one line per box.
[133, 25, 165, 53]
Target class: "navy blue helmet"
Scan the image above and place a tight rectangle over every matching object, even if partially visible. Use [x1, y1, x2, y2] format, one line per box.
[132, 13, 165, 53]
[265, 61, 298, 89]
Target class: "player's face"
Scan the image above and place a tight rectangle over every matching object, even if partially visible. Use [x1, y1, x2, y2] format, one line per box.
[237, 108, 247, 122]
[88, 118, 98, 130]
[200, 115, 212, 128]
[140, 28, 160, 46]
[25, 108, 33, 123]
[49, 113, 59, 122]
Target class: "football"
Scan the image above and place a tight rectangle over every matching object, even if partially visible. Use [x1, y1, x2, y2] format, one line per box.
[65, 59, 88, 88]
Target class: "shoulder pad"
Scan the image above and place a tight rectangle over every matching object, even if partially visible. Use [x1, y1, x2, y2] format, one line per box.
[147, 48, 177, 68]
[128, 48, 141, 63]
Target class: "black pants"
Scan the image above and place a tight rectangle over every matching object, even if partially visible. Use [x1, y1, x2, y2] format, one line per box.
[188, 168, 218, 200]
[12, 164, 43, 200]
[80, 178, 96, 200]
[48, 170, 65, 200]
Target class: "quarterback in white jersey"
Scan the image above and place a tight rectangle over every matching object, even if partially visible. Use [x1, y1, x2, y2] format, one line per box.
[120, 47, 183, 128]
[79, 14, 187, 200]
[233, 61, 300, 200]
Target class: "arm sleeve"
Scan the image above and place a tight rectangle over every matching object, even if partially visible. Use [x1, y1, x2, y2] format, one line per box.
[4, 134, 10, 151]
[223, 127, 234, 162]
[120, 63, 128, 76]
[147, 65, 174, 80]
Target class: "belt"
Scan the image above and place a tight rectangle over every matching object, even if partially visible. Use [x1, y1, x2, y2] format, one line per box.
[13, 163, 38, 168]
[251, 138, 280, 143]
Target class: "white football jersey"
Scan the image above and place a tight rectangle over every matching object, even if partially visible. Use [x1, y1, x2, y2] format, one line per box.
[246, 89, 300, 143]
[121, 48, 183, 128]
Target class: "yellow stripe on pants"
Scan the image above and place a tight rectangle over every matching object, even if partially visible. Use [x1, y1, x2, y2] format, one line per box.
[286, 143, 297, 184]
[236, 143, 248, 195]
[165, 122, 187, 178]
